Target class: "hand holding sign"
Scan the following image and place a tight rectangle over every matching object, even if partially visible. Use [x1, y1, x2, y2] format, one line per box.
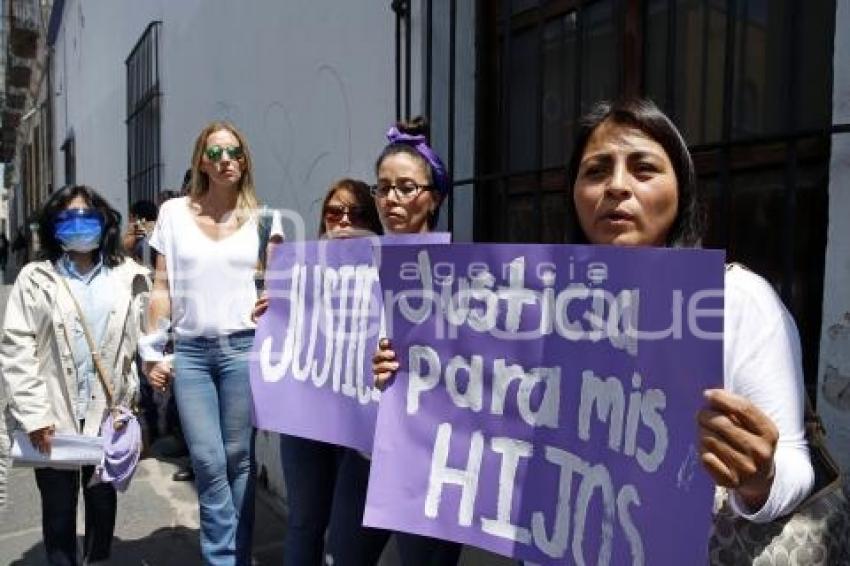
[252, 291, 270, 323]
[698, 388, 778, 510]
[373, 338, 399, 391]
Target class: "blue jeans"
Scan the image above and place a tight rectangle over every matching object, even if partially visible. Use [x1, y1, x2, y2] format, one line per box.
[280, 438, 391, 565]
[174, 331, 256, 566]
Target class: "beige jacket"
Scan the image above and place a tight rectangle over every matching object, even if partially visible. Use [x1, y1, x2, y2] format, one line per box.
[0, 259, 149, 438]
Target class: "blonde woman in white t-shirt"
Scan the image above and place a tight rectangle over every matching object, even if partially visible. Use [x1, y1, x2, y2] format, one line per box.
[142, 121, 262, 565]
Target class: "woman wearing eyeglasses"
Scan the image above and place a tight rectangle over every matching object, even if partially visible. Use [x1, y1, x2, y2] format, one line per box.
[142, 121, 267, 565]
[370, 117, 446, 235]
[322, 117, 463, 566]
[0, 185, 149, 565]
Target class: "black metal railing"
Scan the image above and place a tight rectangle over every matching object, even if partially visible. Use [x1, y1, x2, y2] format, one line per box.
[393, 0, 462, 233]
[400, 0, 841, 395]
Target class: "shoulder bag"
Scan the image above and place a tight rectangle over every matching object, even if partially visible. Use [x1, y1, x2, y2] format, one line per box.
[708, 395, 850, 565]
[57, 276, 141, 491]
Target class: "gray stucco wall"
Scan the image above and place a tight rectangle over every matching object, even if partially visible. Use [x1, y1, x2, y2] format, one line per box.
[817, 0, 850, 476]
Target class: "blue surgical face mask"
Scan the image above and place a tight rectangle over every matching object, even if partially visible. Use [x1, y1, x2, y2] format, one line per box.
[54, 208, 104, 252]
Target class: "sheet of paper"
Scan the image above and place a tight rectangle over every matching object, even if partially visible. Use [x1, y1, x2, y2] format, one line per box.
[11, 431, 103, 468]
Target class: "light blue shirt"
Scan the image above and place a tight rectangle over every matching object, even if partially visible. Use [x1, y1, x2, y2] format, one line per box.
[57, 255, 115, 420]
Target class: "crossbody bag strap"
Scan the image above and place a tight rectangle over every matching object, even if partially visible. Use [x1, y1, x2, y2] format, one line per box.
[57, 275, 116, 409]
[255, 208, 272, 292]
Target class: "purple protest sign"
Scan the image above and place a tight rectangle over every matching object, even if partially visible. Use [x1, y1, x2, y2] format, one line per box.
[250, 233, 449, 452]
[364, 244, 725, 564]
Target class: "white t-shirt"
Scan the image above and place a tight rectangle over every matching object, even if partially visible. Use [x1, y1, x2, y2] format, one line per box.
[150, 197, 266, 338]
[723, 264, 814, 522]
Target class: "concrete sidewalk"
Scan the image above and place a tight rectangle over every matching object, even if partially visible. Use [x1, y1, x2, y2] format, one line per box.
[0, 455, 511, 565]
[0, 281, 279, 564]
[0, 281, 512, 565]
[0, 456, 286, 565]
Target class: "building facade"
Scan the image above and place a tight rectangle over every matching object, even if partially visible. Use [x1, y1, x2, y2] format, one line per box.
[2, 0, 54, 255]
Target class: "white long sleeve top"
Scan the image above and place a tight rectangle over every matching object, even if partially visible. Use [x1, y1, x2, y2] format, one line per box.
[723, 264, 814, 522]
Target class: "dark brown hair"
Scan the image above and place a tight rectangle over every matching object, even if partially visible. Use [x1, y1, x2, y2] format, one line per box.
[565, 99, 704, 247]
[318, 178, 384, 237]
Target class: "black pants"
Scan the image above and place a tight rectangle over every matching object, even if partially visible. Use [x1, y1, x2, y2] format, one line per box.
[34, 466, 117, 566]
[324, 448, 463, 566]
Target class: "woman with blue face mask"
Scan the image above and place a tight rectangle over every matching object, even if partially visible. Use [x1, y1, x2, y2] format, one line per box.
[0, 185, 150, 565]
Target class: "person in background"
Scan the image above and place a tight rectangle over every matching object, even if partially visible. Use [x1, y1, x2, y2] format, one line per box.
[253, 179, 386, 564]
[122, 200, 158, 268]
[123, 199, 160, 457]
[351, 116, 463, 565]
[0, 185, 149, 565]
[154, 185, 196, 483]
[0, 232, 9, 276]
[122, 195, 194, 482]
[12, 225, 28, 267]
[142, 121, 272, 565]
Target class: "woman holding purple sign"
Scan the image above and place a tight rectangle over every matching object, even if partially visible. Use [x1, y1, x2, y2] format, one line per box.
[375, 100, 813, 531]
[354, 117, 464, 565]
[266, 179, 387, 565]
[563, 99, 813, 521]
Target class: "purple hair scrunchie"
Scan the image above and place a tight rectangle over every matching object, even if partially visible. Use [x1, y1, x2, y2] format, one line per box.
[386, 126, 450, 196]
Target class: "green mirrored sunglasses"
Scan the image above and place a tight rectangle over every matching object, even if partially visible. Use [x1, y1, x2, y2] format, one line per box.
[204, 144, 244, 162]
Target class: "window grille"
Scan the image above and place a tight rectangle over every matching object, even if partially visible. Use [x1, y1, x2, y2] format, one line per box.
[126, 22, 162, 205]
[401, 0, 843, 395]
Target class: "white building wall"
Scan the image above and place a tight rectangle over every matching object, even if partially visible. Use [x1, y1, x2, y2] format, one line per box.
[51, 0, 396, 232]
[50, 0, 399, 497]
[818, 0, 850, 476]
